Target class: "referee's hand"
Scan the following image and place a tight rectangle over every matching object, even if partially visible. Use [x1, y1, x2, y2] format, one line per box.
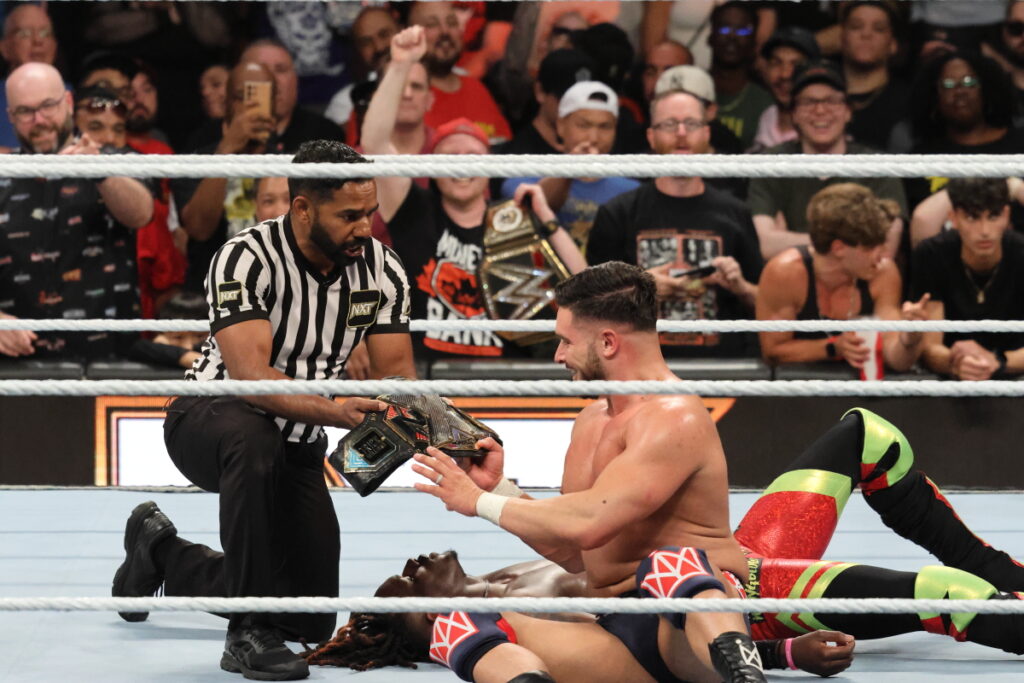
[337, 397, 387, 429]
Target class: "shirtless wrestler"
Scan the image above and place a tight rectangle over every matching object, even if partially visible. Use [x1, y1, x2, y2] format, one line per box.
[757, 183, 929, 372]
[408, 262, 1024, 683]
[411, 261, 773, 683]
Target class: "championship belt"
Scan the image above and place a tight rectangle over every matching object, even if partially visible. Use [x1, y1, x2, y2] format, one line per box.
[328, 392, 502, 497]
[479, 199, 571, 345]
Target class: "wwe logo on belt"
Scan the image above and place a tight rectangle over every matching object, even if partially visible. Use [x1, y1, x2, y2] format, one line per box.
[486, 262, 556, 319]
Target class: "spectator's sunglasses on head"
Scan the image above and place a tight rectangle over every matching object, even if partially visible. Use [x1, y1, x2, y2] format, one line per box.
[76, 96, 127, 118]
[9, 93, 64, 123]
[89, 79, 133, 102]
[939, 75, 979, 90]
[715, 25, 754, 37]
[1005, 20, 1024, 37]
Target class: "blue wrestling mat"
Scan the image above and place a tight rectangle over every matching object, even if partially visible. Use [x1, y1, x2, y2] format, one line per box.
[2, 489, 1023, 681]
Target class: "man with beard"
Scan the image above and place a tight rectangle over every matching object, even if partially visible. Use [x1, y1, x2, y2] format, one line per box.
[0, 3, 60, 149]
[411, 262, 770, 682]
[409, 0, 511, 143]
[0, 63, 154, 361]
[112, 140, 415, 680]
[126, 61, 172, 154]
[708, 2, 772, 151]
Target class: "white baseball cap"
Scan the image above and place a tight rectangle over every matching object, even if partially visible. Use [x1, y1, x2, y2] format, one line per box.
[558, 81, 619, 119]
[654, 65, 716, 103]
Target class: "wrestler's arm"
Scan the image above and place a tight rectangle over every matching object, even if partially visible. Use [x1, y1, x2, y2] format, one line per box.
[472, 643, 549, 683]
[487, 403, 708, 551]
[871, 261, 926, 372]
[216, 319, 384, 428]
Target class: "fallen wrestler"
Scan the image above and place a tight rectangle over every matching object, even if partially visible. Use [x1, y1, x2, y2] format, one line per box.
[403, 263, 1024, 682]
[303, 551, 854, 680]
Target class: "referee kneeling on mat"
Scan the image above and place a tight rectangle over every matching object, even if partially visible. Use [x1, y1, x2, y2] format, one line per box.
[113, 140, 415, 681]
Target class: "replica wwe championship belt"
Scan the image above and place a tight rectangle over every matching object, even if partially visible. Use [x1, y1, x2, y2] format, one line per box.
[328, 393, 502, 497]
[479, 199, 571, 345]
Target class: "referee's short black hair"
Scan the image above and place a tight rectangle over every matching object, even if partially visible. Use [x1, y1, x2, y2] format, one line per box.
[289, 140, 373, 205]
[554, 262, 657, 332]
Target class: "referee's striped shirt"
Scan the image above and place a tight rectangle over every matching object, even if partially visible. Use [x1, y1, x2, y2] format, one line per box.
[187, 213, 410, 443]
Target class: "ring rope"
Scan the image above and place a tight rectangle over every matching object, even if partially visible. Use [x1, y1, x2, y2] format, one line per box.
[2, 318, 1022, 333]
[3, 154, 1023, 178]
[2, 596, 1023, 615]
[1, 378, 1022, 398]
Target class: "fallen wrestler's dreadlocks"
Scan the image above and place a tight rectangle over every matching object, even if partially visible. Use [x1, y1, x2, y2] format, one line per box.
[302, 612, 430, 671]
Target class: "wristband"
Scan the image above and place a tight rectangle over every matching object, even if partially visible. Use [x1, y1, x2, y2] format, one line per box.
[476, 491, 508, 526]
[784, 637, 797, 670]
[491, 477, 524, 498]
[537, 220, 560, 238]
[995, 349, 1008, 376]
[825, 335, 838, 360]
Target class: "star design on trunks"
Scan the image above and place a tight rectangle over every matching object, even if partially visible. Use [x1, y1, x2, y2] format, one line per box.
[429, 611, 479, 666]
[641, 547, 713, 599]
[487, 262, 555, 319]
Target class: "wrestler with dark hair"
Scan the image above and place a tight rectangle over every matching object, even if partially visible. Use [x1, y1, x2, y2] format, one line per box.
[405, 261, 1024, 683]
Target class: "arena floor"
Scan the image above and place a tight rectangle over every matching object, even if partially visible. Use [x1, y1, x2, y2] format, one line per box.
[2, 489, 1023, 681]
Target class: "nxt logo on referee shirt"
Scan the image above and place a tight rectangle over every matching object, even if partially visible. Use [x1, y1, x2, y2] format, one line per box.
[348, 289, 382, 327]
[217, 281, 243, 308]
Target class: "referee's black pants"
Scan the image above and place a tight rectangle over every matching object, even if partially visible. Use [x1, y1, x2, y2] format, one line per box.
[161, 395, 339, 642]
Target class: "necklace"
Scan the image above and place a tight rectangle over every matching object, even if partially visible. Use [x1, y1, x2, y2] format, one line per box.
[964, 262, 1000, 304]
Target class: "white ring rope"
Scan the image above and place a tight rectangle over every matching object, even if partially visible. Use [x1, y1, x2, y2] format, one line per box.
[2, 596, 1023, 615]
[1, 379, 1022, 398]
[4, 154, 1024, 178]
[2, 318, 1022, 334]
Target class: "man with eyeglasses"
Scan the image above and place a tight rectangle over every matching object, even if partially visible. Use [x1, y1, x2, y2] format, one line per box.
[0, 63, 154, 361]
[0, 4, 58, 150]
[587, 88, 763, 359]
[708, 1, 772, 151]
[747, 58, 907, 260]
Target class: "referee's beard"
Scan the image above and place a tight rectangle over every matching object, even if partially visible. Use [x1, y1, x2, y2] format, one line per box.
[310, 214, 370, 267]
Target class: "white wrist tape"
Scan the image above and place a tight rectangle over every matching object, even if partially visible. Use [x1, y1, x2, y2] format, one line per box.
[491, 477, 524, 498]
[476, 492, 508, 526]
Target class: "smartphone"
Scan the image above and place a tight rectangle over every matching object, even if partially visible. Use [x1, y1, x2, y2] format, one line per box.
[669, 264, 716, 279]
[243, 81, 273, 119]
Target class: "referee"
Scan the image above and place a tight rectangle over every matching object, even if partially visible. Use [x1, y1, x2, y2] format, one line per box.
[113, 140, 415, 681]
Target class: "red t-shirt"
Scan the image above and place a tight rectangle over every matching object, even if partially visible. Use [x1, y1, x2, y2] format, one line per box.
[425, 76, 511, 143]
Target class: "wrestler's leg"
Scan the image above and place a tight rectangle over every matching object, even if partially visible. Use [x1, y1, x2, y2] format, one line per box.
[637, 547, 764, 682]
[755, 557, 1024, 654]
[736, 408, 1024, 590]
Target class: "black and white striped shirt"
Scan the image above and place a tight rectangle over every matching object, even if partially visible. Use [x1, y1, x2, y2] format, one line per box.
[187, 214, 410, 442]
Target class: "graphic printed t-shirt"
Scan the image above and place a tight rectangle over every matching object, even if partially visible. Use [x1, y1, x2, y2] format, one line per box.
[387, 184, 510, 359]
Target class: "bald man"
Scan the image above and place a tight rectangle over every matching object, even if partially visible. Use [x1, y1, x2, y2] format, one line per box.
[0, 63, 155, 360]
[0, 4, 59, 148]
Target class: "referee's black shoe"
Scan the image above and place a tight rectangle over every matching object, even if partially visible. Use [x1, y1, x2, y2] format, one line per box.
[221, 625, 310, 681]
[708, 631, 767, 682]
[112, 500, 177, 622]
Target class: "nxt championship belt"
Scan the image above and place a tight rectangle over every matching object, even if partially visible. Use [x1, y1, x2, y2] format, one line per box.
[328, 392, 502, 497]
[479, 199, 571, 345]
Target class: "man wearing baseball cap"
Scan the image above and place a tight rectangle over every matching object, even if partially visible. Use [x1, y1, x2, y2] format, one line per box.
[752, 25, 820, 150]
[500, 81, 639, 252]
[747, 58, 908, 259]
[368, 27, 584, 361]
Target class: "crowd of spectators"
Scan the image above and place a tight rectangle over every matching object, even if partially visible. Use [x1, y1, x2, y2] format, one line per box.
[2, 0, 1024, 382]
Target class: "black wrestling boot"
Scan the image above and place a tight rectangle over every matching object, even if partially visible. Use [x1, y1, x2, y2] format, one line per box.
[221, 625, 310, 681]
[708, 632, 767, 682]
[111, 500, 177, 622]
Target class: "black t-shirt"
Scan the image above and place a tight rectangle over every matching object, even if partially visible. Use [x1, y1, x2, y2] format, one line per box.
[848, 78, 911, 152]
[588, 182, 764, 357]
[0, 151, 149, 360]
[911, 229, 1024, 353]
[495, 123, 558, 156]
[387, 184, 521, 360]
